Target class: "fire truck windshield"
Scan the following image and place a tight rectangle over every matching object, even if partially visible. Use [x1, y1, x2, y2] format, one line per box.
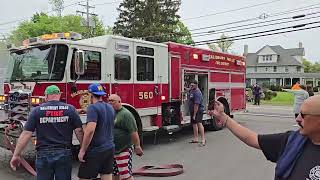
[7, 44, 68, 82]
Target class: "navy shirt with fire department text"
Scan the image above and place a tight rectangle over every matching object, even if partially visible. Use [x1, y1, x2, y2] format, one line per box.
[24, 100, 82, 151]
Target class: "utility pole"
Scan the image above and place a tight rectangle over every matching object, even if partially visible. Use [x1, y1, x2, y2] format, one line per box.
[77, 0, 97, 37]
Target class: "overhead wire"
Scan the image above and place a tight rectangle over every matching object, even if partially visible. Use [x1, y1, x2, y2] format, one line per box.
[136, 9, 320, 40]
[189, 2, 320, 32]
[182, 0, 283, 21]
[191, 12, 320, 37]
[195, 25, 320, 45]
[194, 21, 320, 45]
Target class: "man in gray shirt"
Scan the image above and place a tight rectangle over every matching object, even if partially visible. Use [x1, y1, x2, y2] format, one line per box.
[283, 85, 309, 118]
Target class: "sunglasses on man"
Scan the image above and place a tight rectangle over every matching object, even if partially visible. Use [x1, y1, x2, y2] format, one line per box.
[300, 112, 320, 119]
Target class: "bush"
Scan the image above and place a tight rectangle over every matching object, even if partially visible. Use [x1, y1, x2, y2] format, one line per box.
[263, 90, 277, 100]
[270, 85, 282, 91]
[313, 87, 319, 92]
[271, 91, 277, 97]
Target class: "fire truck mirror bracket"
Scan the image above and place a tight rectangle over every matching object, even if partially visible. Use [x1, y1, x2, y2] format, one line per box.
[71, 83, 77, 94]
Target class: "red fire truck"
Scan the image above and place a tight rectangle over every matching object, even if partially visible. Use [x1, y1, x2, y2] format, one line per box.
[0, 32, 246, 153]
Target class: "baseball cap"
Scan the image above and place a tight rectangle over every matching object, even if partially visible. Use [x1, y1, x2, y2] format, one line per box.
[88, 83, 106, 96]
[45, 85, 61, 95]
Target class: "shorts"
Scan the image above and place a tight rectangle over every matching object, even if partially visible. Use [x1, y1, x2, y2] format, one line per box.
[78, 148, 114, 179]
[113, 147, 133, 179]
[190, 111, 204, 124]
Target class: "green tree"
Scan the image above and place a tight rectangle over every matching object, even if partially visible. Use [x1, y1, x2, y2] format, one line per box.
[8, 13, 107, 45]
[311, 62, 320, 73]
[303, 58, 312, 73]
[207, 34, 234, 53]
[49, 0, 64, 16]
[171, 21, 194, 45]
[114, 0, 192, 44]
[303, 58, 320, 73]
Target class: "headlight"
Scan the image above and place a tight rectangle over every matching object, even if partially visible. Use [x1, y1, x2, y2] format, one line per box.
[0, 95, 5, 102]
[31, 97, 44, 105]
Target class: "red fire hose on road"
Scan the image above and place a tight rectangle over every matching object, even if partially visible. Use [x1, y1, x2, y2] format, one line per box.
[133, 164, 184, 177]
[3, 125, 37, 176]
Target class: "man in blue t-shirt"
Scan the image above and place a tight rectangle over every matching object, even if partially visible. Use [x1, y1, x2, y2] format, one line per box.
[10, 85, 84, 180]
[78, 83, 115, 180]
[188, 79, 206, 146]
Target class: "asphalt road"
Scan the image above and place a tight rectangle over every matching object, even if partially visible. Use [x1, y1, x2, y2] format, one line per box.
[0, 105, 298, 180]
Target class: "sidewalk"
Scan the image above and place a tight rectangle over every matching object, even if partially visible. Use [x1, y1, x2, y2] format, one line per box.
[242, 103, 294, 118]
[246, 104, 292, 110]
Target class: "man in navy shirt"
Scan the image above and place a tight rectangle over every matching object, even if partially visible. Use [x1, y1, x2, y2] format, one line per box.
[10, 85, 84, 180]
[78, 83, 115, 180]
[188, 79, 206, 146]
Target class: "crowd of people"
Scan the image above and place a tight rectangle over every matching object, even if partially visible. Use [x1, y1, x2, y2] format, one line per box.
[8, 80, 320, 180]
[10, 84, 142, 180]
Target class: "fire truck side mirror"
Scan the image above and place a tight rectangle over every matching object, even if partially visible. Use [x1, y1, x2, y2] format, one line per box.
[75, 50, 85, 76]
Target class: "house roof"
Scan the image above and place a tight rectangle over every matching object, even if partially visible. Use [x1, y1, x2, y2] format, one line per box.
[246, 45, 304, 67]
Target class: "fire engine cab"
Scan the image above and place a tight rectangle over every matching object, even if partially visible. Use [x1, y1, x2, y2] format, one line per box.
[0, 32, 246, 152]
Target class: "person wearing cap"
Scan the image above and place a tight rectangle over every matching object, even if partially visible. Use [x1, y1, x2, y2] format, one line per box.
[209, 95, 320, 180]
[108, 94, 143, 180]
[187, 79, 206, 146]
[10, 85, 84, 180]
[78, 83, 115, 180]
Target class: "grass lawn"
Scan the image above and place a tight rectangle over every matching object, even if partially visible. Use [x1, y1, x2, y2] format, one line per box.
[262, 92, 294, 106]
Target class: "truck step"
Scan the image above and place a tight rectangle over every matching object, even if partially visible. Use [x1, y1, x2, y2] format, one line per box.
[162, 125, 181, 134]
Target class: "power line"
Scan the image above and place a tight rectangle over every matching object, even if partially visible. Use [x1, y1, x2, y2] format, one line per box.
[194, 21, 320, 45]
[0, 1, 84, 27]
[191, 12, 320, 37]
[189, 2, 320, 31]
[195, 25, 320, 45]
[182, 0, 283, 21]
[136, 10, 320, 41]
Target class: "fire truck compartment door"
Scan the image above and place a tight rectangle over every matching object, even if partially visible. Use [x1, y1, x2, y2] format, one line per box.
[170, 55, 181, 100]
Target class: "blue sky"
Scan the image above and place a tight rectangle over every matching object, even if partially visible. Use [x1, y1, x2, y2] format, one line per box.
[1, 0, 320, 61]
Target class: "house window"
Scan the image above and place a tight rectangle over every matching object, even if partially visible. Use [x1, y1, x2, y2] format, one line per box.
[273, 66, 277, 72]
[262, 55, 272, 62]
[115, 54, 131, 80]
[297, 66, 301, 72]
[71, 50, 101, 80]
[254, 67, 257, 72]
[285, 67, 289, 72]
[265, 67, 268, 72]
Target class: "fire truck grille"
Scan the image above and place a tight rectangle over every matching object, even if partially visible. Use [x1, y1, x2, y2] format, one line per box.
[8, 92, 30, 121]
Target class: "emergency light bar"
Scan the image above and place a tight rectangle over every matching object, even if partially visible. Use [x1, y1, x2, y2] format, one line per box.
[22, 32, 82, 47]
[40, 32, 82, 41]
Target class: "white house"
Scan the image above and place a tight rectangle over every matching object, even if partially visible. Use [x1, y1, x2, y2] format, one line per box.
[245, 43, 320, 87]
